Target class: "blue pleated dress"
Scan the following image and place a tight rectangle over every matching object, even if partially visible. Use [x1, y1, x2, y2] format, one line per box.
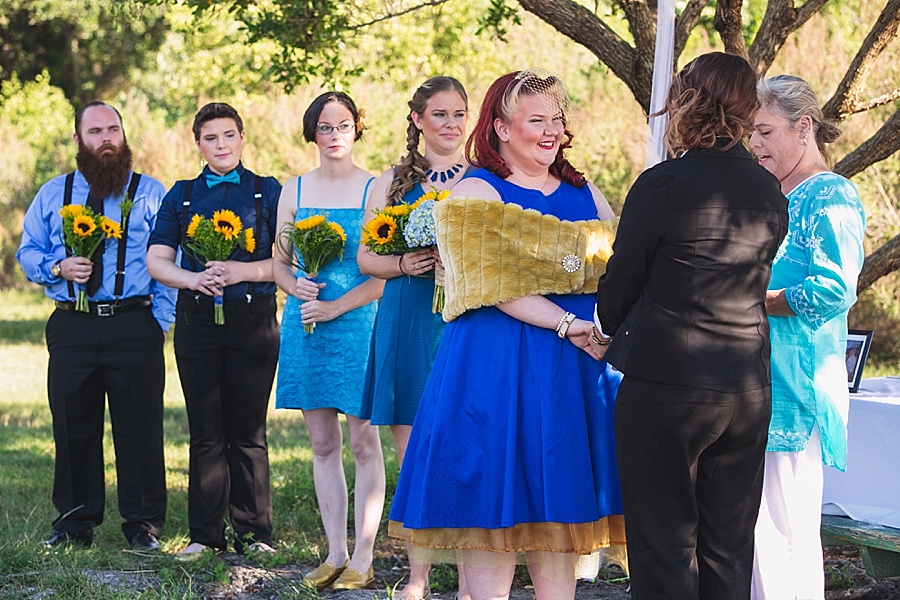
[275, 177, 378, 415]
[359, 182, 446, 425]
[389, 170, 625, 557]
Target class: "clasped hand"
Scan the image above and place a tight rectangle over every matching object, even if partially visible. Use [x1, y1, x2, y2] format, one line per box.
[294, 275, 338, 325]
[191, 260, 233, 296]
[568, 319, 606, 361]
[400, 248, 436, 277]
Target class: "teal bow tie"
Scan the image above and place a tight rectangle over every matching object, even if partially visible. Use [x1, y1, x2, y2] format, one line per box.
[206, 170, 241, 188]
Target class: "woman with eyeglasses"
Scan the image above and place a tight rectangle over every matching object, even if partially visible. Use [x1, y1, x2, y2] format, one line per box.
[273, 92, 386, 591]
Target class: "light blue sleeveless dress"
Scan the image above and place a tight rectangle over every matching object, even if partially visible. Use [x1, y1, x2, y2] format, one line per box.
[358, 182, 446, 425]
[275, 176, 377, 415]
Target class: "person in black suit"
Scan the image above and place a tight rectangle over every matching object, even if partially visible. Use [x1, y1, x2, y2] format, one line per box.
[590, 52, 789, 600]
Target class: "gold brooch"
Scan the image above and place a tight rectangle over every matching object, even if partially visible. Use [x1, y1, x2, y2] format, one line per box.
[561, 254, 581, 273]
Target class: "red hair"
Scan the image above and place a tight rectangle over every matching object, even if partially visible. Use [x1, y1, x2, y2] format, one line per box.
[465, 71, 585, 187]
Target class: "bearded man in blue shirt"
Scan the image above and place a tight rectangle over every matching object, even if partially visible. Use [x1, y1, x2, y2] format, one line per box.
[17, 101, 175, 551]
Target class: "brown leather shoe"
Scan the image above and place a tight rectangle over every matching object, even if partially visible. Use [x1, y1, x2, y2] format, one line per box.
[331, 565, 375, 590]
[303, 559, 348, 590]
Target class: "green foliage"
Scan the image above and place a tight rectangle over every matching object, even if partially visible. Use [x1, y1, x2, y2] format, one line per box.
[824, 562, 856, 590]
[0, 71, 73, 285]
[0, 0, 169, 107]
[477, 0, 522, 41]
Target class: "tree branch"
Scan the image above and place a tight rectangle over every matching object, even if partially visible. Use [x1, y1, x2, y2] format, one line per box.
[822, 0, 900, 121]
[517, 0, 648, 111]
[749, 0, 830, 74]
[675, 0, 708, 61]
[346, 0, 452, 30]
[714, 0, 748, 58]
[853, 89, 900, 114]
[858, 234, 900, 292]
[834, 107, 900, 179]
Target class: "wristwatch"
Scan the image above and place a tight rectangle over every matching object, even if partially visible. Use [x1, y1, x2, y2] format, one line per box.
[50, 261, 62, 278]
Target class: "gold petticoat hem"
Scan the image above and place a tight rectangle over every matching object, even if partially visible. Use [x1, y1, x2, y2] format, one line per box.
[388, 515, 626, 555]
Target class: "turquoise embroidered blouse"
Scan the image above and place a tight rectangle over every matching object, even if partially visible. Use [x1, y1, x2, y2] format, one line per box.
[767, 172, 866, 470]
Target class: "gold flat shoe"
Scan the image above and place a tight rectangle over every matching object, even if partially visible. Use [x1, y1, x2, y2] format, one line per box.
[303, 559, 348, 590]
[331, 565, 375, 590]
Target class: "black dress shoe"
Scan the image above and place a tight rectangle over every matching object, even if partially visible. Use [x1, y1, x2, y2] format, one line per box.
[129, 531, 161, 551]
[40, 530, 93, 548]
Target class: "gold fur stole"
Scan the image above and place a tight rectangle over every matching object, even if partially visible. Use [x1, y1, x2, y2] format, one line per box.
[434, 197, 618, 322]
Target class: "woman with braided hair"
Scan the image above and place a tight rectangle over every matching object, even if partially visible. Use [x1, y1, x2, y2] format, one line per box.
[357, 75, 471, 599]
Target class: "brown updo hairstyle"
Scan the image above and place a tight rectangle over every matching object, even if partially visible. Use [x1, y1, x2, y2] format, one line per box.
[302, 91, 365, 143]
[664, 52, 758, 155]
[387, 76, 468, 205]
[757, 74, 842, 167]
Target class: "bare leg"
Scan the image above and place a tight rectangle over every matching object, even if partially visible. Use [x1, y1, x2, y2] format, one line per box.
[458, 549, 515, 600]
[345, 415, 386, 573]
[391, 424, 413, 467]
[526, 551, 577, 600]
[303, 408, 349, 567]
[391, 424, 432, 599]
[456, 566, 473, 600]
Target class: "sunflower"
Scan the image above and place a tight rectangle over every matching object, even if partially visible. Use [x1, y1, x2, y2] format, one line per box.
[100, 216, 123, 239]
[411, 188, 450, 210]
[329, 222, 346, 242]
[73, 214, 97, 237]
[243, 227, 256, 254]
[295, 215, 325, 230]
[364, 214, 398, 246]
[186, 213, 203, 238]
[384, 204, 412, 217]
[213, 209, 242, 241]
[59, 204, 85, 219]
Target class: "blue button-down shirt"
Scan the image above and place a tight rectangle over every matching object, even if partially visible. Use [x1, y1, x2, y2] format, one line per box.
[16, 170, 177, 330]
[148, 163, 281, 301]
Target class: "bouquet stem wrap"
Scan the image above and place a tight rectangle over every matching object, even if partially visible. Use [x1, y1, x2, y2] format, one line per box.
[213, 295, 225, 325]
[433, 197, 618, 322]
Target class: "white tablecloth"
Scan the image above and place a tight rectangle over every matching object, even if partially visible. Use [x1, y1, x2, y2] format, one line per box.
[822, 376, 900, 529]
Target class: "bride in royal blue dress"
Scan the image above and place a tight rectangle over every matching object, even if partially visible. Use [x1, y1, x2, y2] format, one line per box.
[388, 70, 625, 600]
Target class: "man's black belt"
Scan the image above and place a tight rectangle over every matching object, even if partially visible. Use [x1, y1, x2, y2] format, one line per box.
[55, 296, 152, 317]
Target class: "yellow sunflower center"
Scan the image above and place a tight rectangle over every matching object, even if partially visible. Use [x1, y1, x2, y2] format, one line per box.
[73, 215, 96, 237]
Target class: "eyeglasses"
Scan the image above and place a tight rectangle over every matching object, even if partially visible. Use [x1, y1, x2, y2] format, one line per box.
[315, 123, 355, 135]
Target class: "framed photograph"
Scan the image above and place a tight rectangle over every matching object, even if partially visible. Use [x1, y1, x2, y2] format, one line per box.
[846, 329, 874, 393]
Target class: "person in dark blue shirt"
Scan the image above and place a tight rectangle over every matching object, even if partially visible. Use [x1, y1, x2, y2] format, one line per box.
[17, 101, 175, 551]
[148, 102, 281, 558]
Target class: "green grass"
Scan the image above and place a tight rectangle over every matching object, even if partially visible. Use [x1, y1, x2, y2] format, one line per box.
[2, 287, 895, 597]
[0, 287, 402, 598]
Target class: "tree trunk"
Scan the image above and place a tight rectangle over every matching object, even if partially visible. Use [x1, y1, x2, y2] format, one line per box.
[517, 0, 651, 111]
[858, 234, 900, 292]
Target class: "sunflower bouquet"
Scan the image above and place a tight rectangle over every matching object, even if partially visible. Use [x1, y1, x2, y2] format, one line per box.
[403, 187, 450, 312]
[182, 209, 256, 325]
[279, 214, 346, 334]
[361, 202, 414, 255]
[58, 202, 127, 312]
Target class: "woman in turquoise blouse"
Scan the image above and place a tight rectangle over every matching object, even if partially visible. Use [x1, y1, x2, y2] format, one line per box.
[749, 75, 866, 600]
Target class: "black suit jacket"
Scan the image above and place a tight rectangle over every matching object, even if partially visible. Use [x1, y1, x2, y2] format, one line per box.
[596, 141, 788, 392]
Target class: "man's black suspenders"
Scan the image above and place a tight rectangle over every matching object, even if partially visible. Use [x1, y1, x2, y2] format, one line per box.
[62, 172, 141, 300]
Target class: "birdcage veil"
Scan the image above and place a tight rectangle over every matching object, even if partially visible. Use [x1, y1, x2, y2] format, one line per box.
[501, 68, 571, 122]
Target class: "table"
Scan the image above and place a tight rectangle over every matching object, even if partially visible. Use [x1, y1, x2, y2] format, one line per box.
[822, 376, 900, 529]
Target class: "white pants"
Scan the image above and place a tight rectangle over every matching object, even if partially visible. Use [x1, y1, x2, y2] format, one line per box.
[751, 427, 825, 600]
